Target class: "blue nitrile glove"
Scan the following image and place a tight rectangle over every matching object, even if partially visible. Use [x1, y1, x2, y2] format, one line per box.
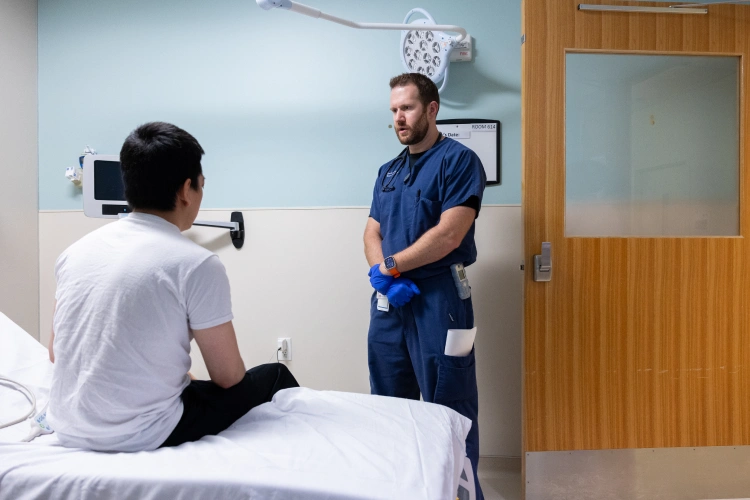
[386, 278, 421, 308]
[369, 263, 394, 294]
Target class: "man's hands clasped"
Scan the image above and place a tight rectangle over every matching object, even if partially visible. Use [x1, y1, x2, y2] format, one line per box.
[368, 264, 421, 308]
[368, 263, 394, 294]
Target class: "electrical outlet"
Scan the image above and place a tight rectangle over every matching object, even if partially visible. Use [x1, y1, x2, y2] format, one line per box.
[277, 337, 292, 361]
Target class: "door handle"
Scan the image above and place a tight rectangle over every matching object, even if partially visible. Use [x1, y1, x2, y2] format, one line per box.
[533, 242, 552, 282]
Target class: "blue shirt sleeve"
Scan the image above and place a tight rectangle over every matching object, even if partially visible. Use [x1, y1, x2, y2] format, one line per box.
[368, 168, 382, 222]
[442, 148, 487, 214]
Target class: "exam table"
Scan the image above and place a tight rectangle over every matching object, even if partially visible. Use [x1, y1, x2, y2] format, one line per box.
[0, 312, 475, 499]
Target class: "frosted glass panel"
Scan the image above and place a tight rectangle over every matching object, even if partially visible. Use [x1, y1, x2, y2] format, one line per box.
[566, 54, 739, 236]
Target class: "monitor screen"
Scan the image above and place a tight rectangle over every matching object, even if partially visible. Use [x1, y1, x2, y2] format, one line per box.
[93, 160, 126, 201]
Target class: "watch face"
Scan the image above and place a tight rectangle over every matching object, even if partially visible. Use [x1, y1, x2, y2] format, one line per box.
[385, 256, 396, 270]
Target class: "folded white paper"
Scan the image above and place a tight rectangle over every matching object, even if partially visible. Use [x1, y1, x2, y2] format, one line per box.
[444, 327, 477, 357]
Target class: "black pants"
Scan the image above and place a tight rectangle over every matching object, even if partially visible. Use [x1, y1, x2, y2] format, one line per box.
[160, 363, 299, 448]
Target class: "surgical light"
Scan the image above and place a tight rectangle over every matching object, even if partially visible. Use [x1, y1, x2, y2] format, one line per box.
[255, 0, 467, 93]
[399, 8, 456, 92]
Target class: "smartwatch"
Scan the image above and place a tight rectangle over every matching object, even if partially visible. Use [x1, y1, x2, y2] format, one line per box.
[384, 256, 401, 278]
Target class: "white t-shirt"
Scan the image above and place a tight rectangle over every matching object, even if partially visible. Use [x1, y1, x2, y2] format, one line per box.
[47, 212, 233, 452]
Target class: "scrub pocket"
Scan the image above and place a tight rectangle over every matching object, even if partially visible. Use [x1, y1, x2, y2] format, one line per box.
[434, 349, 478, 404]
[412, 197, 442, 240]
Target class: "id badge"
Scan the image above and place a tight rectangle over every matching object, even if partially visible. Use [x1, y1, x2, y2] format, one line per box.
[377, 292, 390, 312]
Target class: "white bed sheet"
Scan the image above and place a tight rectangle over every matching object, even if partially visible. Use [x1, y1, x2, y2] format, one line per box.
[0, 312, 472, 500]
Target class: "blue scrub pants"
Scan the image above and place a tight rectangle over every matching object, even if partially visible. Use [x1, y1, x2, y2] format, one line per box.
[368, 271, 483, 500]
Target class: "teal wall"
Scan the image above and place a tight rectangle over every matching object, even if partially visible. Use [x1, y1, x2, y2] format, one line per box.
[38, 0, 521, 210]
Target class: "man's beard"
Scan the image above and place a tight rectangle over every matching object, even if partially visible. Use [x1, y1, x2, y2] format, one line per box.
[396, 110, 430, 145]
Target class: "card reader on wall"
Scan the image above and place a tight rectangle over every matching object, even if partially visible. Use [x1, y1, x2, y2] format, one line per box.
[81, 155, 245, 248]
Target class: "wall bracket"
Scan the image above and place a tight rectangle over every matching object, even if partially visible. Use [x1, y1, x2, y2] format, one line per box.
[192, 211, 245, 249]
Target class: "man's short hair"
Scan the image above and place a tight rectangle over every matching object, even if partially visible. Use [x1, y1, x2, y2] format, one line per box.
[120, 122, 204, 211]
[389, 73, 440, 112]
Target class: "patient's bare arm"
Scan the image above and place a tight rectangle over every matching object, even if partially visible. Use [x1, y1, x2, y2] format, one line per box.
[192, 320, 246, 389]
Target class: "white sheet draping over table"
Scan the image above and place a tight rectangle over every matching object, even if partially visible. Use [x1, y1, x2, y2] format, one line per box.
[0, 312, 471, 500]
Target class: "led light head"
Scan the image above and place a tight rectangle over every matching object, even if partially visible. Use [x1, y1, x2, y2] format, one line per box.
[399, 9, 457, 93]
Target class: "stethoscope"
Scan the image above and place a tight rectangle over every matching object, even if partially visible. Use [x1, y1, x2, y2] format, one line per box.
[380, 149, 409, 192]
[380, 133, 443, 192]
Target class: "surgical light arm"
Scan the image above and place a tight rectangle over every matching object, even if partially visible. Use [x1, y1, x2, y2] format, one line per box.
[256, 0, 467, 42]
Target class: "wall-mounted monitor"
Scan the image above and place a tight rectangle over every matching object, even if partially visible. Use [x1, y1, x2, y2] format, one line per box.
[82, 155, 132, 219]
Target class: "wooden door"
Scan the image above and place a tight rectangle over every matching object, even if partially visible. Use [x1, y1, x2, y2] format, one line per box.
[522, 0, 750, 452]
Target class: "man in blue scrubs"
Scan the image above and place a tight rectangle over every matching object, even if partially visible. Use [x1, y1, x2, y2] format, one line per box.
[364, 73, 486, 499]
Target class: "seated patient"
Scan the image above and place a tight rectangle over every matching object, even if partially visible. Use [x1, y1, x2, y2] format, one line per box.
[47, 121, 299, 452]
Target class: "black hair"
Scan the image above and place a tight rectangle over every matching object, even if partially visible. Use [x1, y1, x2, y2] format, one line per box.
[119, 122, 204, 211]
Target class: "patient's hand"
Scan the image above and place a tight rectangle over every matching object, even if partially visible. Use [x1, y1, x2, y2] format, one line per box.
[188, 372, 196, 381]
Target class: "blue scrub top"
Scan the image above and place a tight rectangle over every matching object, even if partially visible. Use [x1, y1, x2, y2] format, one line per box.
[369, 137, 486, 280]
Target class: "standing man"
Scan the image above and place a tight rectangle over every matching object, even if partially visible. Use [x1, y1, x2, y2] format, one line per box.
[364, 73, 486, 498]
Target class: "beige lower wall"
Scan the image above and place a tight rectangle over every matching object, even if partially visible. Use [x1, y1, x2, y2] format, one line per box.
[0, 0, 38, 336]
[38, 206, 523, 456]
